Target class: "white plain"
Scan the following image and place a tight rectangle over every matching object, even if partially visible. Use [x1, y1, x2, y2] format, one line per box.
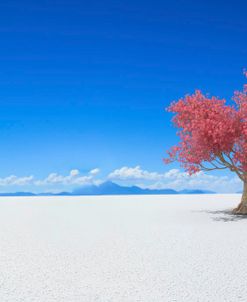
[0, 194, 245, 302]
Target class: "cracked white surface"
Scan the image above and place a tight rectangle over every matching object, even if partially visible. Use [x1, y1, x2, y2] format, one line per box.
[0, 194, 246, 302]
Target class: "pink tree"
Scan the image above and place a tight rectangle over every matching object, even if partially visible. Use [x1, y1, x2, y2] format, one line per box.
[165, 74, 247, 214]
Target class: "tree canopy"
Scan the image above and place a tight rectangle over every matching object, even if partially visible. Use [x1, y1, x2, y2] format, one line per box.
[165, 73, 247, 182]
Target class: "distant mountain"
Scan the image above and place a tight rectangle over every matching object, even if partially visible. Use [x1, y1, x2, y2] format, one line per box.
[73, 181, 215, 195]
[37, 192, 72, 196]
[0, 192, 36, 196]
[73, 181, 136, 195]
[178, 189, 215, 194]
[0, 182, 216, 196]
[0, 192, 72, 196]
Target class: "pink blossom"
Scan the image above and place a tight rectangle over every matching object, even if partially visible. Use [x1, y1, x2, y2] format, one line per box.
[165, 75, 247, 179]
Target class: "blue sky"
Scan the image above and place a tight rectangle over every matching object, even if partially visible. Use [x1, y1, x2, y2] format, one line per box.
[0, 0, 246, 192]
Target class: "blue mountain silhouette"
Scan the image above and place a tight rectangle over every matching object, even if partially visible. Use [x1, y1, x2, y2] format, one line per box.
[72, 181, 215, 195]
[0, 181, 215, 196]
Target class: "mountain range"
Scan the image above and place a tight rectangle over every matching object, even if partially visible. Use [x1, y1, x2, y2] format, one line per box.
[0, 181, 215, 196]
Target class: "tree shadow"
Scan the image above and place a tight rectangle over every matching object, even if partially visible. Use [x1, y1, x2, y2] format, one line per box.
[204, 209, 247, 222]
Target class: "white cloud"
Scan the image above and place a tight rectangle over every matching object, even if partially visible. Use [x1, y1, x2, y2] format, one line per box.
[108, 166, 160, 181]
[0, 166, 242, 193]
[108, 166, 190, 182]
[34, 169, 99, 186]
[0, 168, 100, 189]
[70, 169, 80, 177]
[0, 175, 34, 186]
[108, 166, 242, 193]
[89, 168, 100, 176]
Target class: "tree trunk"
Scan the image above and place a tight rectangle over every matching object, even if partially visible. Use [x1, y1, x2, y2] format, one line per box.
[233, 181, 247, 215]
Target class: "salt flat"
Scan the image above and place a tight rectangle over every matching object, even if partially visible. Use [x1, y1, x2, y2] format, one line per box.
[0, 194, 246, 302]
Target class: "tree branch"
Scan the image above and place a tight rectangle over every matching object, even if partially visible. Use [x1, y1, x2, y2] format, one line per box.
[217, 152, 244, 181]
[199, 163, 227, 171]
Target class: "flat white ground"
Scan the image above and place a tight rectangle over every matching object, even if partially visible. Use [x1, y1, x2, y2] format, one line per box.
[0, 194, 246, 302]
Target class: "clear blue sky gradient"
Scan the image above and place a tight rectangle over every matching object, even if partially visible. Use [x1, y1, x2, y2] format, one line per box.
[0, 0, 246, 180]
